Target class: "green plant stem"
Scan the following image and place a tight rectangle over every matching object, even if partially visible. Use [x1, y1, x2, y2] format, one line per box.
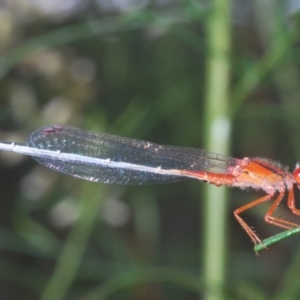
[40, 184, 102, 300]
[254, 228, 300, 252]
[203, 1, 231, 300]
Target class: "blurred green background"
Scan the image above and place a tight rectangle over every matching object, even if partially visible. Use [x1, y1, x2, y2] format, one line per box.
[1, 0, 300, 299]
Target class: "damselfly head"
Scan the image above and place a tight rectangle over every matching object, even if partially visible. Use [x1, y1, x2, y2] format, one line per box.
[293, 162, 300, 186]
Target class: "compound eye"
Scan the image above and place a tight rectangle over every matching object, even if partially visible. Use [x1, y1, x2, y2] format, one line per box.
[293, 166, 300, 184]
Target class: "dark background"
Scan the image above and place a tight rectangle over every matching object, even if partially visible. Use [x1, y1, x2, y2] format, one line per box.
[0, 0, 300, 299]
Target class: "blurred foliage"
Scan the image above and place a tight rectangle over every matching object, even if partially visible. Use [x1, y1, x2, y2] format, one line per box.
[0, 0, 300, 299]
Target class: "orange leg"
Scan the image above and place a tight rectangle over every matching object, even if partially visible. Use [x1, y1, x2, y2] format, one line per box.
[287, 188, 300, 215]
[234, 190, 300, 245]
[265, 190, 300, 229]
[234, 193, 275, 245]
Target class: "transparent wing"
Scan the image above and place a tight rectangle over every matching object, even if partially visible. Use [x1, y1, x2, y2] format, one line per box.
[26, 125, 239, 185]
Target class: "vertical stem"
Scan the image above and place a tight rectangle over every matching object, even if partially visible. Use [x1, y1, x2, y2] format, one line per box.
[202, 1, 231, 300]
